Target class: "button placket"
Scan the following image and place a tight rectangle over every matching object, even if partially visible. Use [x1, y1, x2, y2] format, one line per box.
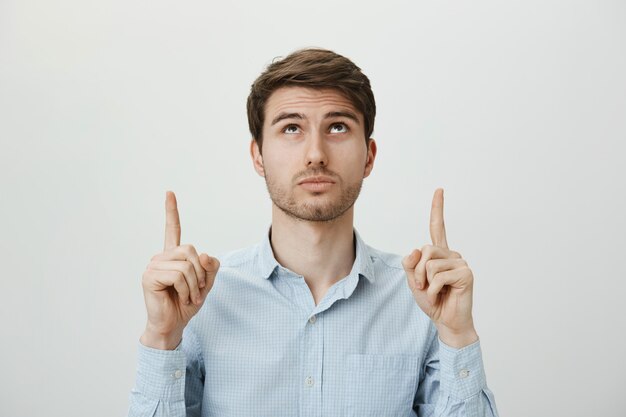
[301, 310, 322, 417]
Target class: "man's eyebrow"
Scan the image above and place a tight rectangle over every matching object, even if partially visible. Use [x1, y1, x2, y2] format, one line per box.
[271, 112, 305, 126]
[324, 111, 360, 125]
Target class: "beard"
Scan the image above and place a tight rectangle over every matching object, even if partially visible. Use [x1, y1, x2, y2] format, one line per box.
[264, 167, 363, 222]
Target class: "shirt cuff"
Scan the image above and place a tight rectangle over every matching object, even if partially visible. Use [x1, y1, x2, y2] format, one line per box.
[438, 337, 487, 401]
[133, 341, 187, 402]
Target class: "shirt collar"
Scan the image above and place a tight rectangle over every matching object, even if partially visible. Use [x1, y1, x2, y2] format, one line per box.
[257, 226, 375, 283]
[258, 226, 279, 279]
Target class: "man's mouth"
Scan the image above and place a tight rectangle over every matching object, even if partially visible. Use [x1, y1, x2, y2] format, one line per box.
[298, 176, 336, 185]
[297, 176, 336, 192]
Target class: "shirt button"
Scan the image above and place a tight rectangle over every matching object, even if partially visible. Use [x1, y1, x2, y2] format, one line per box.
[309, 315, 317, 324]
[305, 376, 314, 387]
[174, 369, 183, 379]
[459, 369, 470, 378]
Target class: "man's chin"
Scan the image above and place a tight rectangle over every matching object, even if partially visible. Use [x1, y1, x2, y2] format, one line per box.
[278, 201, 354, 223]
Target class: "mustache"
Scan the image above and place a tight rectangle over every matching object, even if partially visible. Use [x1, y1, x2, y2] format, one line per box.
[293, 167, 339, 183]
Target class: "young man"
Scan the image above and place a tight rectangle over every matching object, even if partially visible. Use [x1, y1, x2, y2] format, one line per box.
[128, 48, 499, 417]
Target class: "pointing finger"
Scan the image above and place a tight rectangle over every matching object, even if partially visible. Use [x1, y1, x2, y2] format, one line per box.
[429, 188, 449, 249]
[164, 191, 181, 250]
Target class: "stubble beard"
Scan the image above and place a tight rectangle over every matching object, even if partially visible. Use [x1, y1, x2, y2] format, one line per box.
[263, 168, 363, 223]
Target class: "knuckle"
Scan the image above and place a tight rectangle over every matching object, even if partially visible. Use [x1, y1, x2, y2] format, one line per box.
[184, 262, 196, 278]
[175, 271, 186, 284]
[421, 245, 435, 259]
[181, 244, 197, 255]
[425, 261, 434, 276]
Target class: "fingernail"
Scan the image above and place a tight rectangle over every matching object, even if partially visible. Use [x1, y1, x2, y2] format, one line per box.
[199, 279, 205, 288]
[416, 282, 422, 290]
[196, 297, 202, 305]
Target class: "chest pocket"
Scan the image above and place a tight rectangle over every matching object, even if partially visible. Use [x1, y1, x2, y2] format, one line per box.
[341, 354, 420, 417]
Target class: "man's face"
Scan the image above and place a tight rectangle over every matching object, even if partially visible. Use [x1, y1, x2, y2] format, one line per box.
[251, 86, 376, 222]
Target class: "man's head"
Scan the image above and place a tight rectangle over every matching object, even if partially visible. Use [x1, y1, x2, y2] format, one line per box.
[247, 48, 377, 223]
[247, 48, 376, 151]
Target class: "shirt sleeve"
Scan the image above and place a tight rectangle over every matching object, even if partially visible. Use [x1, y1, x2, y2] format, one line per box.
[413, 326, 499, 417]
[127, 327, 204, 417]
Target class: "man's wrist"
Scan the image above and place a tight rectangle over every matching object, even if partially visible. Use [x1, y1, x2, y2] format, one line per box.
[437, 326, 479, 349]
[140, 328, 183, 350]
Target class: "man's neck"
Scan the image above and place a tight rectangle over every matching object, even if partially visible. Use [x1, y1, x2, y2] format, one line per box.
[269, 205, 356, 305]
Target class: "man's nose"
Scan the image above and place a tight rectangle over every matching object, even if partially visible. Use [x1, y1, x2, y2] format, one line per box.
[305, 131, 328, 167]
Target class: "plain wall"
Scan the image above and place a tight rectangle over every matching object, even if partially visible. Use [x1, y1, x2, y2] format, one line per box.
[1, 1, 625, 416]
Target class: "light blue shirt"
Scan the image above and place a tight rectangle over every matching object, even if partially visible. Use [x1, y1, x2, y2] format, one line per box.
[128, 229, 499, 417]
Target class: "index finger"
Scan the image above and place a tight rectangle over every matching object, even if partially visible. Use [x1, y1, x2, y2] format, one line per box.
[429, 188, 449, 249]
[164, 190, 181, 250]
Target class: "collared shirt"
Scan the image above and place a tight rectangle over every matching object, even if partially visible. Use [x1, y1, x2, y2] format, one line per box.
[128, 229, 499, 417]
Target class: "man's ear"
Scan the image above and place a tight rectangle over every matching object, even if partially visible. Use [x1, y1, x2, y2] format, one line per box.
[250, 139, 265, 177]
[363, 138, 377, 178]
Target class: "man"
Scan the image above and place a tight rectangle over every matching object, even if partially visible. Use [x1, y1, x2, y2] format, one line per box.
[128, 48, 499, 417]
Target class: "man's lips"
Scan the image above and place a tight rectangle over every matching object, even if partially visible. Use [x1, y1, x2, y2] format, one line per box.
[297, 176, 336, 185]
[297, 176, 336, 192]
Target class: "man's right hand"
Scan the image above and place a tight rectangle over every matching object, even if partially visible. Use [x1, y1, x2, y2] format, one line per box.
[140, 191, 219, 350]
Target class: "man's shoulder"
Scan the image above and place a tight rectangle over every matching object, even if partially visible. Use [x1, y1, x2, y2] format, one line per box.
[362, 242, 405, 274]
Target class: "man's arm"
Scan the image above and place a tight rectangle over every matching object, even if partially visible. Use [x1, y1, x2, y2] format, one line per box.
[128, 326, 204, 417]
[403, 189, 499, 416]
[414, 326, 499, 417]
[128, 191, 217, 416]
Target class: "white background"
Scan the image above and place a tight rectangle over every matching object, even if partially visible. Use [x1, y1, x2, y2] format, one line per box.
[1, 1, 625, 416]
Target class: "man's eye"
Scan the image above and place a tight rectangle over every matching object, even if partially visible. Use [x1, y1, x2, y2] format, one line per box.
[283, 125, 300, 134]
[330, 123, 348, 133]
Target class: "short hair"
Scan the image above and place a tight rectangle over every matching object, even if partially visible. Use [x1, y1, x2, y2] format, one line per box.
[246, 47, 376, 150]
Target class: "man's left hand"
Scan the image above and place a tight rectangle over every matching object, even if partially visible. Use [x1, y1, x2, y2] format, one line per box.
[402, 188, 479, 349]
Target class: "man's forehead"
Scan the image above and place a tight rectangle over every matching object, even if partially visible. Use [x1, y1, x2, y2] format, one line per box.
[265, 86, 360, 116]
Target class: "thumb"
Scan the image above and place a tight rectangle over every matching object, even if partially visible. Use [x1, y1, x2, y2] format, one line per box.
[402, 249, 422, 273]
[199, 253, 219, 272]
[402, 249, 423, 294]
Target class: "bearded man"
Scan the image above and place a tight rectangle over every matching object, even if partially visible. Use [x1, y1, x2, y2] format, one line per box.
[128, 47, 499, 417]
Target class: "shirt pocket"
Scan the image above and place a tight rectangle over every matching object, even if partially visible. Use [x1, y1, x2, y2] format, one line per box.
[341, 353, 420, 417]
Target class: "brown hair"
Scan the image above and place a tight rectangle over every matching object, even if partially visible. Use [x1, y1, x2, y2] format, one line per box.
[246, 47, 376, 150]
